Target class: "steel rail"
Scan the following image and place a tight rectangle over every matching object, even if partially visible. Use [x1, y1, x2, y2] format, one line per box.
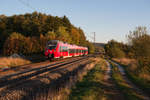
[0, 56, 91, 88]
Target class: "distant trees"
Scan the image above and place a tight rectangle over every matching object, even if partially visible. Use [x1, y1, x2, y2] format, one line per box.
[105, 26, 150, 67]
[0, 12, 94, 55]
[105, 40, 126, 58]
[127, 27, 150, 57]
[127, 26, 150, 66]
[87, 42, 95, 54]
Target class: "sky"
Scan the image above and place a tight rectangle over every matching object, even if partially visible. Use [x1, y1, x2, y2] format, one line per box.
[0, 0, 150, 43]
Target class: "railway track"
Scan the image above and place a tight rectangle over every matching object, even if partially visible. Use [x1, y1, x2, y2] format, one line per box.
[0, 55, 91, 89]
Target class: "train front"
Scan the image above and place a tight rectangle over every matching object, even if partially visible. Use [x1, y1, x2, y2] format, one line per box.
[45, 40, 58, 59]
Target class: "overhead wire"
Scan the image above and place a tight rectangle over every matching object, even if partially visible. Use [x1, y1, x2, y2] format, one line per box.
[17, 0, 36, 11]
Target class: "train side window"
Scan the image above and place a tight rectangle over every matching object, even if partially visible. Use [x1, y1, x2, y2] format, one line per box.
[69, 49, 71, 53]
[63, 46, 65, 52]
[66, 47, 68, 52]
[59, 46, 61, 52]
[62, 46, 67, 52]
[62, 46, 64, 52]
[69, 49, 73, 53]
[63, 47, 64, 52]
[71, 49, 73, 53]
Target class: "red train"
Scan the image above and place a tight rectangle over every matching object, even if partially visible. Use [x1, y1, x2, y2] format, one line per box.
[45, 40, 88, 59]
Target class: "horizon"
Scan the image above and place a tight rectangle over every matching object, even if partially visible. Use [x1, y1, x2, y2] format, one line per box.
[0, 0, 150, 43]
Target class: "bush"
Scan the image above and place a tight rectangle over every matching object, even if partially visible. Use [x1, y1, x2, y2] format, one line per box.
[3, 32, 26, 55]
[111, 47, 125, 58]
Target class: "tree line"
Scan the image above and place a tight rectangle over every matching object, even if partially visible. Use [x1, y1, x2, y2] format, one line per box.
[105, 26, 150, 69]
[0, 12, 95, 55]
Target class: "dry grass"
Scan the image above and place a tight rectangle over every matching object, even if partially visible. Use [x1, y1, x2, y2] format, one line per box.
[113, 58, 138, 72]
[0, 57, 31, 68]
[112, 58, 136, 66]
[112, 58, 150, 94]
[113, 58, 150, 81]
[111, 62, 146, 100]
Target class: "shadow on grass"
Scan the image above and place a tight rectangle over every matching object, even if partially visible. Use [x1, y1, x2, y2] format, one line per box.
[111, 62, 147, 100]
[69, 64, 111, 100]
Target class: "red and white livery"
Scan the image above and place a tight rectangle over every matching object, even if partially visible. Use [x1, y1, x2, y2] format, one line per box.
[45, 40, 88, 59]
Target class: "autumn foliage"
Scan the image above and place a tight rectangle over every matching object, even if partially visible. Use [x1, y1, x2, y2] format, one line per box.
[0, 12, 94, 55]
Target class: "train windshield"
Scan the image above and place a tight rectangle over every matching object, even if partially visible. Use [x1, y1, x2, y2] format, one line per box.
[47, 40, 58, 50]
[48, 45, 56, 50]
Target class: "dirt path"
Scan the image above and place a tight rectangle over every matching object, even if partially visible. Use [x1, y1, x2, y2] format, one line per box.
[102, 61, 125, 100]
[112, 61, 150, 100]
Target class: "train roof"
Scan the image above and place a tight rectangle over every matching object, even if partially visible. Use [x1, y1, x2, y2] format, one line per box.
[48, 40, 88, 49]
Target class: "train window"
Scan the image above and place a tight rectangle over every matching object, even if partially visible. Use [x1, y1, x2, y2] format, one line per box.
[69, 49, 74, 53]
[65, 47, 68, 52]
[62, 46, 67, 52]
[69, 49, 71, 53]
[59, 46, 62, 52]
[62, 46, 64, 52]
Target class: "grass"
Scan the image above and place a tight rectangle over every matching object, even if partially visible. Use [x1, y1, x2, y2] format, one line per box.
[69, 59, 110, 100]
[0, 57, 31, 68]
[113, 58, 150, 95]
[111, 62, 144, 100]
[125, 68, 150, 94]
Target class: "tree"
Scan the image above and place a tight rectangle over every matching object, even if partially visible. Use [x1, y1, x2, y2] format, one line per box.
[56, 26, 72, 43]
[3, 32, 25, 55]
[62, 15, 71, 32]
[127, 26, 150, 66]
[105, 40, 126, 58]
[86, 41, 95, 54]
[45, 31, 56, 40]
[0, 12, 89, 55]
[110, 47, 125, 58]
[70, 27, 80, 44]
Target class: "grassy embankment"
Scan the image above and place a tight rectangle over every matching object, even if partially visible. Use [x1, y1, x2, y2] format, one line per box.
[0, 57, 31, 69]
[110, 61, 145, 100]
[69, 58, 112, 100]
[113, 58, 150, 94]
